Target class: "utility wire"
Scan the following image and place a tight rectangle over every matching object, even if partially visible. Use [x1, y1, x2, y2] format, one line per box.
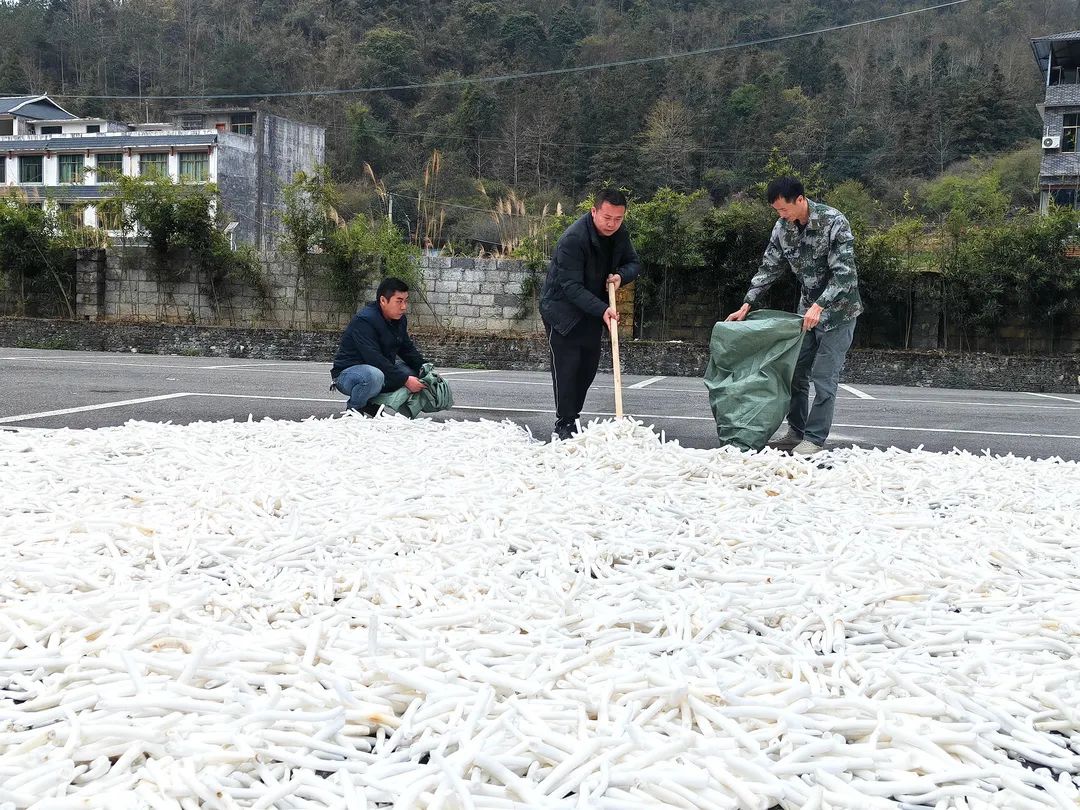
[49, 0, 970, 101]
[322, 121, 911, 157]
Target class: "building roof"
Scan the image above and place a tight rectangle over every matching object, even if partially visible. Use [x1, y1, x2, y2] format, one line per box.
[12, 186, 111, 202]
[1032, 30, 1080, 43]
[0, 133, 218, 153]
[167, 107, 256, 116]
[0, 95, 78, 120]
[1032, 31, 1080, 74]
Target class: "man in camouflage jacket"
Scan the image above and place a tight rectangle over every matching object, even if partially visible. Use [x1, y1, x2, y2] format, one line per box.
[726, 176, 863, 455]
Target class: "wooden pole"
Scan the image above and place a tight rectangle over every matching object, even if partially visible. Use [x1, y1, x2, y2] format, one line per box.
[608, 281, 624, 418]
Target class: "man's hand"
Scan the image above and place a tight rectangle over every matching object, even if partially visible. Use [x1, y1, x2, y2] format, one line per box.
[405, 375, 427, 393]
[602, 307, 619, 328]
[606, 274, 622, 292]
[802, 303, 823, 332]
[725, 303, 751, 322]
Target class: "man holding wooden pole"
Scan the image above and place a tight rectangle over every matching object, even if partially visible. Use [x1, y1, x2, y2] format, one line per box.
[540, 188, 640, 440]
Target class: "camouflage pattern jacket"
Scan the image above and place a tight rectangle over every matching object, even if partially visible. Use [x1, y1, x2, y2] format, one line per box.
[744, 199, 863, 330]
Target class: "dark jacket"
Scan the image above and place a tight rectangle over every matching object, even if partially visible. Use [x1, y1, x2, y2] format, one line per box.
[331, 302, 426, 391]
[539, 213, 641, 336]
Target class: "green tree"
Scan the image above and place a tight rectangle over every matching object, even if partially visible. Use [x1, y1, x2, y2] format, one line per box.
[921, 171, 1008, 226]
[343, 103, 392, 177]
[699, 199, 777, 316]
[826, 180, 880, 236]
[548, 5, 586, 64]
[638, 98, 697, 193]
[499, 11, 545, 62]
[325, 217, 420, 314]
[361, 27, 418, 86]
[104, 174, 265, 317]
[0, 197, 75, 318]
[282, 166, 340, 325]
[626, 188, 710, 339]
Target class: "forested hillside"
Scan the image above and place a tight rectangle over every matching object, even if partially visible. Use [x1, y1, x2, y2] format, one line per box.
[3, 1, 1080, 351]
[2, 0, 1079, 246]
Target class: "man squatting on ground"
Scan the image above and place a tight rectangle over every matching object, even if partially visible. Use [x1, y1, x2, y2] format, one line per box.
[726, 176, 863, 456]
[540, 188, 641, 441]
[331, 277, 427, 415]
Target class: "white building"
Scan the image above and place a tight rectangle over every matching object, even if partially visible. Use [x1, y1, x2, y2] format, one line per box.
[0, 95, 325, 250]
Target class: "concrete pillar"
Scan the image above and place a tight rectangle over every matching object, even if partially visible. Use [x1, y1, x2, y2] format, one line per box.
[74, 248, 107, 320]
[908, 274, 943, 350]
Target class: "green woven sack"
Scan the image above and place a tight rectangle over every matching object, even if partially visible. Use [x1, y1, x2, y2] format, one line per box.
[703, 309, 805, 451]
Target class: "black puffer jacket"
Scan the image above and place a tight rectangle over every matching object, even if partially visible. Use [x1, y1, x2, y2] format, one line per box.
[331, 302, 425, 390]
[539, 213, 640, 336]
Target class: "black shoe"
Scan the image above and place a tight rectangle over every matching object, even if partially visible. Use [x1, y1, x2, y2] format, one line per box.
[360, 402, 381, 417]
[552, 420, 577, 441]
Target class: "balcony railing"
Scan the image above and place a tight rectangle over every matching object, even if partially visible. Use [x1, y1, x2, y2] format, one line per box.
[1050, 66, 1080, 85]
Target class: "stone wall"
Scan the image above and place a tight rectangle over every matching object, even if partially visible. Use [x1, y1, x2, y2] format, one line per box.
[3, 316, 1079, 393]
[407, 257, 541, 333]
[70, 248, 636, 338]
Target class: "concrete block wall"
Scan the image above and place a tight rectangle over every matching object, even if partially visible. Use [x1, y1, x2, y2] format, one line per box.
[71, 248, 555, 334]
[407, 257, 541, 333]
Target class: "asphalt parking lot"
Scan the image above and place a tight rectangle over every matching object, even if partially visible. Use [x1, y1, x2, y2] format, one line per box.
[3, 348, 1080, 460]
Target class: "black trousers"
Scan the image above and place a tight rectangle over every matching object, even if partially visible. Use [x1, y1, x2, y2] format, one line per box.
[544, 319, 602, 426]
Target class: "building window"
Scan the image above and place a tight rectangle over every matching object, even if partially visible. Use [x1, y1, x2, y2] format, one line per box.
[39, 125, 63, 135]
[1050, 65, 1080, 86]
[19, 155, 43, 183]
[1063, 114, 1078, 153]
[95, 202, 123, 231]
[1051, 188, 1078, 209]
[139, 152, 169, 178]
[58, 203, 86, 230]
[179, 152, 209, 182]
[0, 118, 13, 136]
[179, 115, 204, 130]
[58, 154, 85, 184]
[86, 124, 101, 133]
[0, 158, 5, 184]
[95, 153, 123, 181]
[230, 112, 255, 135]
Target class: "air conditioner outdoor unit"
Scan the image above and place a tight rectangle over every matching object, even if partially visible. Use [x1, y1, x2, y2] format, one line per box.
[1043, 135, 1061, 149]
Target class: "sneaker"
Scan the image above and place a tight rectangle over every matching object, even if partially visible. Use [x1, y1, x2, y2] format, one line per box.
[359, 402, 382, 418]
[552, 421, 577, 441]
[767, 426, 802, 450]
[792, 439, 824, 456]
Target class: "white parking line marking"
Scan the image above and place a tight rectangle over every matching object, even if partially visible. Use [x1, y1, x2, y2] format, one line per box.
[0, 393, 191, 424]
[439, 370, 496, 376]
[1023, 391, 1080, 404]
[843, 397, 1080, 411]
[838, 384, 875, 400]
[833, 422, 1080, 441]
[629, 376, 666, 389]
[197, 393, 342, 403]
[200, 362, 301, 369]
[1, 356, 202, 370]
[202, 368, 328, 376]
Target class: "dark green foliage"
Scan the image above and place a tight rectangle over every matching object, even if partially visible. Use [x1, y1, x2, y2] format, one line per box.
[3, 0, 1079, 347]
[700, 199, 777, 315]
[104, 175, 269, 313]
[0, 199, 76, 318]
[326, 217, 421, 311]
[1, 0, 1063, 213]
[283, 167, 419, 315]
